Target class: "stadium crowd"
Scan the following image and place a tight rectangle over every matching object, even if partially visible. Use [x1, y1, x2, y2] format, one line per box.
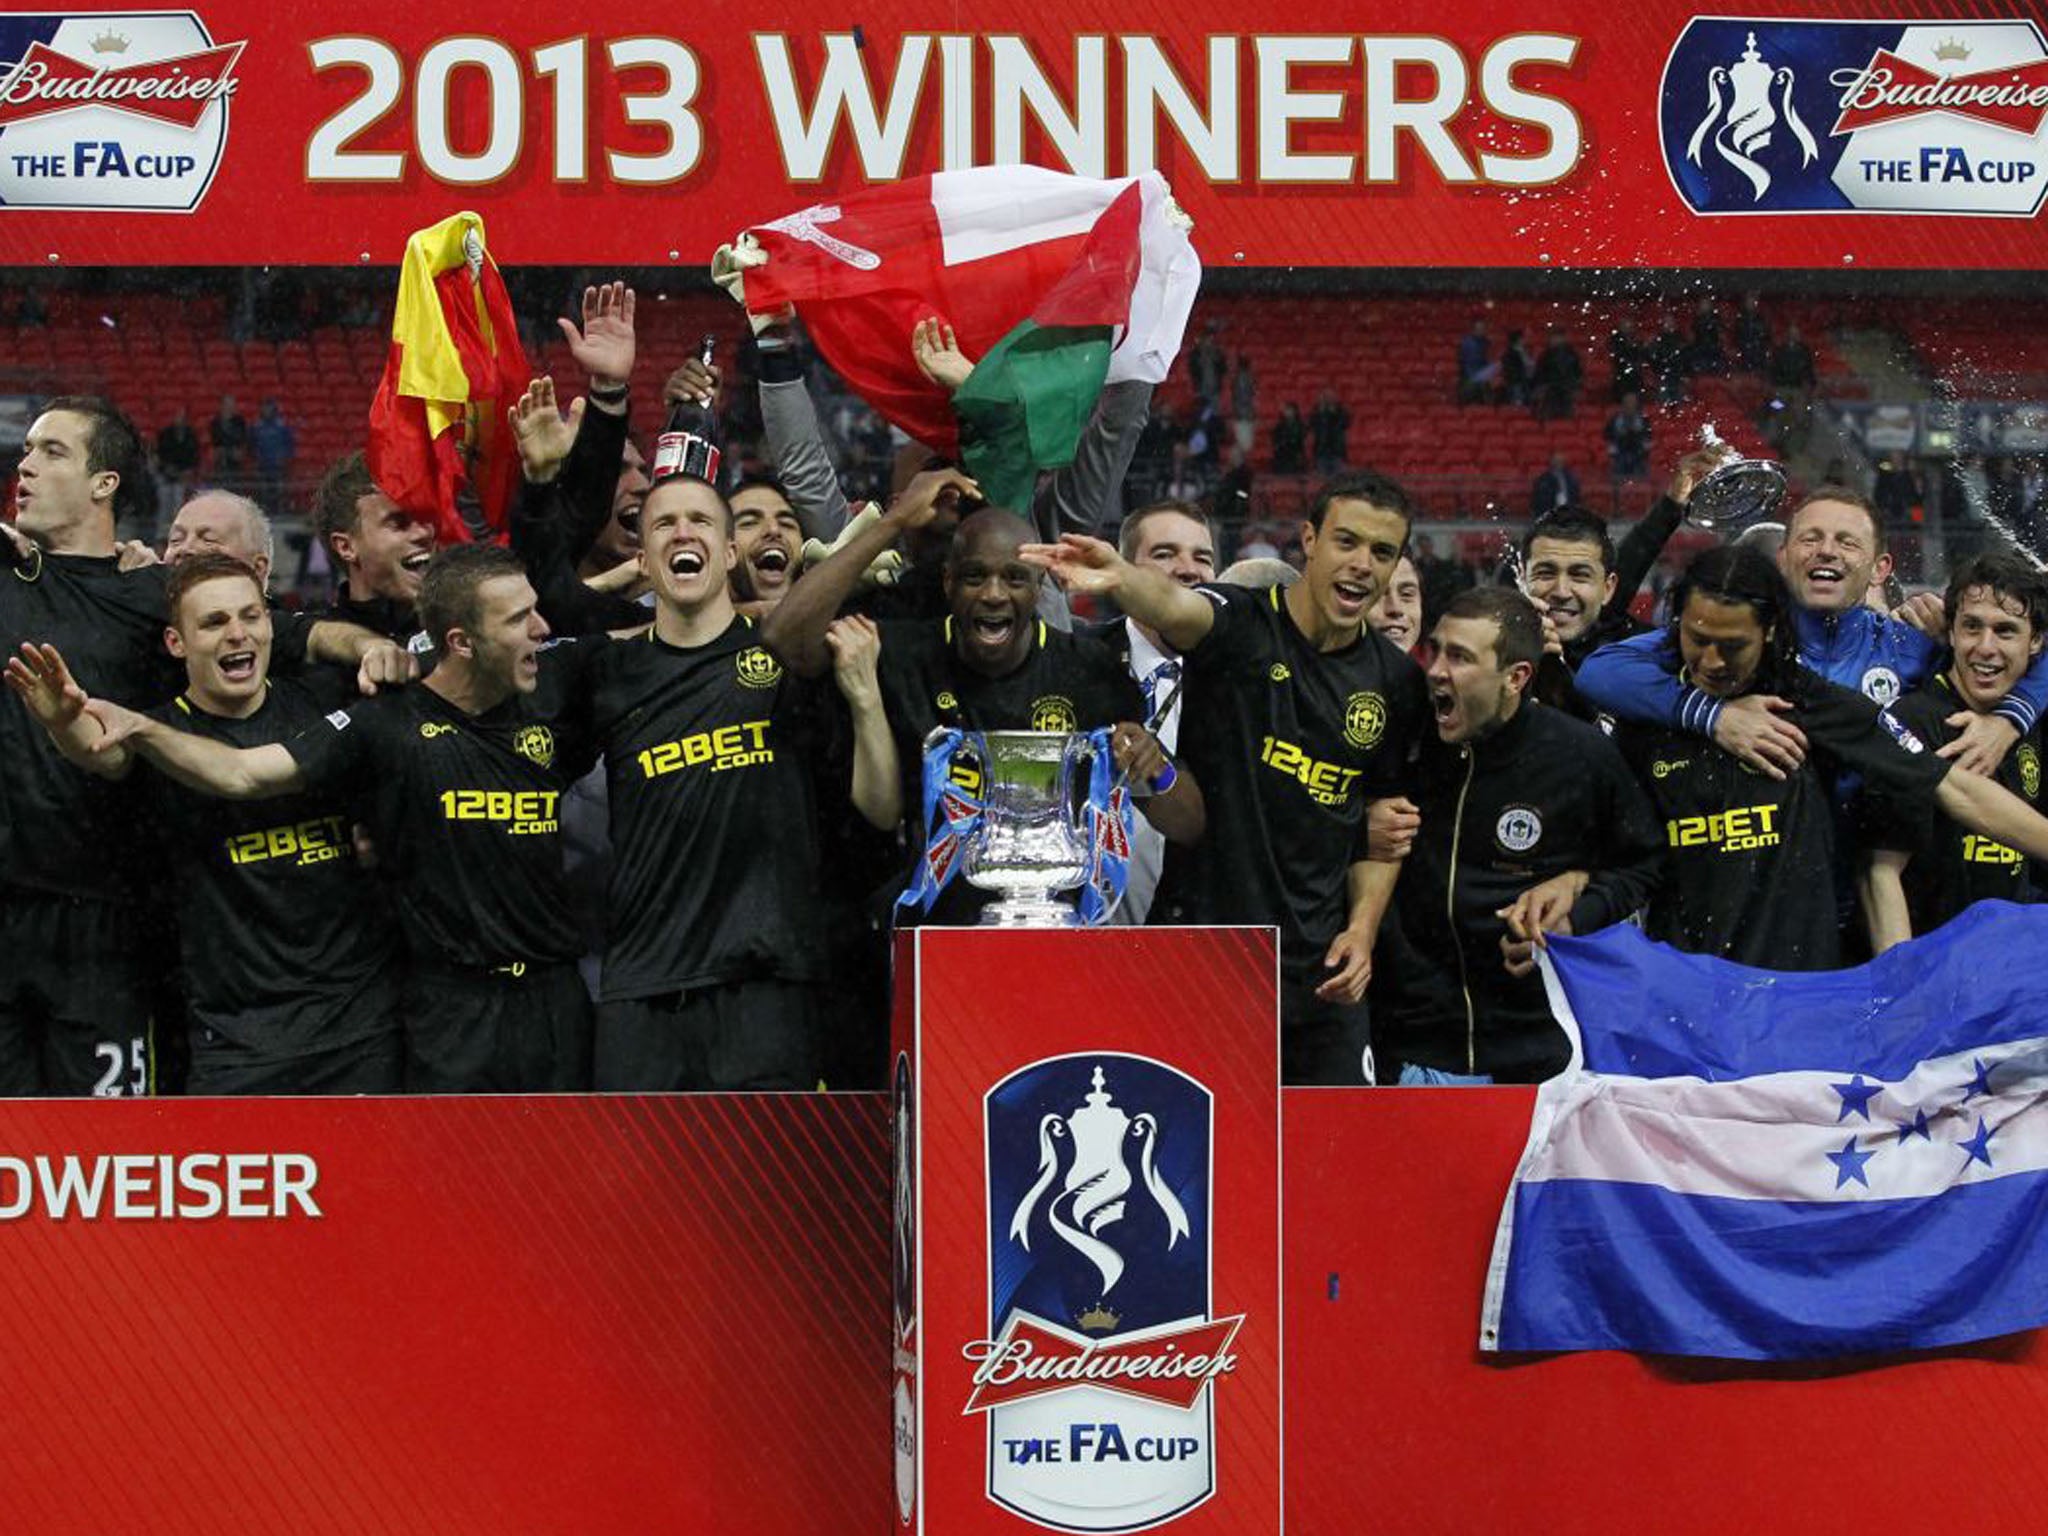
[5, 275, 2048, 1098]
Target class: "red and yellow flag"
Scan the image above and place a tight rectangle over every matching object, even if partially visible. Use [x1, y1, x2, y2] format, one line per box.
[367, 212, 529, 545]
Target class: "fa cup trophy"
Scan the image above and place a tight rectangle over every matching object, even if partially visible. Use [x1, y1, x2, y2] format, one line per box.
[961, 730, 1102, 927]
[1685, 422, 1787, 534]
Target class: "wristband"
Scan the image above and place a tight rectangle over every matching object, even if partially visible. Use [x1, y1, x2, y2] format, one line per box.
[588, 381, 629, 404]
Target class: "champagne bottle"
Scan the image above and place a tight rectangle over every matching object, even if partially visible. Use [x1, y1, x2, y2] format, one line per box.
[653, 335, 722, 484]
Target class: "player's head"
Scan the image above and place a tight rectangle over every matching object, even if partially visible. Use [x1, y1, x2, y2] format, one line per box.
[587, 437, 651, 571]
[315, 452, 437, 607]
[1298, 470, 1413, 636]
[417, 544, 548, 695]
[1426, 586, 1543, 744]
[1944, 552, 2048, 713]
[1368, 555, 1424, 653]
[730, 476, 803, 606]
[1781, 486, 1888, 617]
[16, 396, 142, 547]
[168, 490, 274, 591]
[1521, 507, 1618, 646]
[1118, 502, 1218, 590]
[944, 509, 1040, 678]
[640, 473, 736, 617]
[1669, 543, 1798, 699]
[164, 553, 272, 713]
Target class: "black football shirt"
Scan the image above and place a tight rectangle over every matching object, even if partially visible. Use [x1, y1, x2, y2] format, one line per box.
[140, 674, 400, 1057]
[284, 665, 595, 969]
[876, 617, 1144, 925]
[550, 620, 835, 998]
[1153, 583, 1428, 979]
[1618, 671, 1950, 970]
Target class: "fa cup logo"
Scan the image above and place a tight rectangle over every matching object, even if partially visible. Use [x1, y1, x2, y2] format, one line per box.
[1685, 30, 1818, 200]
[972, 1053, 1236, 1532]
[1008, 1065, 1190, 1299]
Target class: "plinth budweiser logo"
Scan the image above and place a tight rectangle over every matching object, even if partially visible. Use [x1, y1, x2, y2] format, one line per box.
[1660, 19, 2048, 218]
[970, 1054, 1237, 1532]
[0, 12, 243, 213]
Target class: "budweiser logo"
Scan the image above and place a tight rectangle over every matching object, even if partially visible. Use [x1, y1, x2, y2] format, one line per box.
[1830, 50, 2048, 137]
[961, 1313, 1243, 1415]
[0, 38, 242, 130]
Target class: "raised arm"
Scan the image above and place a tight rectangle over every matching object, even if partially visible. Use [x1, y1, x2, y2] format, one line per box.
[1019, 534, 1216, 654]
[1577, 630, 1808, 779]
[87, 697, 304, 800]
[4, 642, 132, 778]
[762, 467, 977, 677]
[825, 615, 901, 831]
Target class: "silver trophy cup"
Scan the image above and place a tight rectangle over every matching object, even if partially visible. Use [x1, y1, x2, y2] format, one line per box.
[959, 730, 1099, 927]
[1686, 423, 1788, 534]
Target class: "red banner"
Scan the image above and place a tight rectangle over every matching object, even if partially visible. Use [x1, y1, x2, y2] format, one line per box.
[0, 1, 2043, 269]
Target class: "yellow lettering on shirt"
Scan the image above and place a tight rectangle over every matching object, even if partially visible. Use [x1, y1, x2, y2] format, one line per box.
[224, 814, 352, 869]
[635, 721, 775, 779]
[1260, 736, 1363, 808]
[437, 789, 561, 836]
[1962, 834, 2023, 867]
[1666, 803, 1782, 854]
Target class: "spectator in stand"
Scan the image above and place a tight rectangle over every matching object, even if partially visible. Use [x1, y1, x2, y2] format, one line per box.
[1605, 391, 1653, 481]
[1270, 402, 1306, 475]
[2014, 458, 2046, 545]
[1411, 532, 1469, 624]
[1501, 328, 1538, 407]
[1530, 329, 1583, 421]
[1134, 402, 1182, 503]
[1531, 452, 1581, 515]
[1647, 316, 1690, 404]
[1164, 441, 1207, 506]
[1872, 452, 1924, 530]
[1187, 323, 1226, 407]
[1688, 297, 1727, 376]
[1310, 389, 1351, 475]
[1734, 294, 1771, 373]
[1769, 324, 1817, 400]
[1186, 397, 1226, 472]
[1609, 320, 1647, 402]
[209, 393, 249, 490]
[1212, 442, 1254, 527]
[250, 399, 295, 515]
[1457, 319, 1499, 405]
[1230, 354, 1258, 455]
[1234, 522, 1281, 563]
[155, 407, 201, 527]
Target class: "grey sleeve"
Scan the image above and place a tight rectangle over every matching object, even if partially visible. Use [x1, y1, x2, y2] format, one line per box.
[1030, 380, 1153, 543]
[760, 377, 853, 541]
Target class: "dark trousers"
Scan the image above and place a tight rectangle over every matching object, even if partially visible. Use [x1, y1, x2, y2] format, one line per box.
[595, 978, 827, 1092]
[404, 960, 593, 1094]
[0, 894, 156, 1096]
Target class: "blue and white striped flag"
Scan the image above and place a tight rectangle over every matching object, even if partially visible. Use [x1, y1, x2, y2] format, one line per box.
[1482, 902, 2048, 1360]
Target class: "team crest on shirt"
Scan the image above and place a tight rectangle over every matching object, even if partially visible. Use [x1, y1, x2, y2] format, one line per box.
[1495, 805, 1544, 854]
[2021, 744, 2042, 800]
[735, 645, 783, 689]
[513, 724, 556, 767]
[1030, 696, 1078, 732]
[1343, 692, 1387, 750]
[1860, 665, 1902, 705]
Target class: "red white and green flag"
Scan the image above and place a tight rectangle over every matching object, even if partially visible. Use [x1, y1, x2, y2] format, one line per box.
[742, 167, 1200, 509]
